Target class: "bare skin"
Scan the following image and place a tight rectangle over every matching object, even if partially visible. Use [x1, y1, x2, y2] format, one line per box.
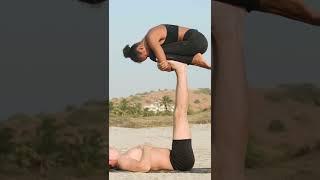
[171, 61, 191, 140]
[133, 24, 211, 71]
[212, 1, 249, 180]
[116, 145, 173, 172]
[158, 53, 211, 70]
[259, 0, 320, 26]
[109, 61, 191, 172]
[190, 53, 211, 70]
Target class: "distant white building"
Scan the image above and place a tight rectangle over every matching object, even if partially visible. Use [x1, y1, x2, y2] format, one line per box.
[144, 101, 174, 112]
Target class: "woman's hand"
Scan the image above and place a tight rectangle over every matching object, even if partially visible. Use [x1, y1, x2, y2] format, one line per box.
[157, 61, 173, 72]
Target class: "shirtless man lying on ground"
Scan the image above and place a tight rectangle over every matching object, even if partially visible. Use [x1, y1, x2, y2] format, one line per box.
[108, 61, 195, 172]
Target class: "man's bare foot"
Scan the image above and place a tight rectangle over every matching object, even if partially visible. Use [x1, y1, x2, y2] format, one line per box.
[191, 53, 211, 69]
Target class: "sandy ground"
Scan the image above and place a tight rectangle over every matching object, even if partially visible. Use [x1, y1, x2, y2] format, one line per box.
[109, 124, 211, 180]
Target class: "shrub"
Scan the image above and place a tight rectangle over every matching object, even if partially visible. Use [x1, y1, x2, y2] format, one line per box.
[313, 97, 320, 106]
[0, 128, 15, 159]
[195, 88, 211, 95]
[187, 106, 195, 115]
[292, 112, 310, 123]
[292, 145, 312, 158]
[202, 108, 209, 112]
[108, 101, 113, 112]
[267, 83, 320, 105]
[128, 103, 143, 117]
[194, 99, 201, 104]
[315, 140, 320, 151]
[264, 93, 283, 102]
[142, 108, 155, 117]
[14, 143, 40, 169]
[159, 111, 173, 116]
[66, 108, 105, 126]
[7, 113, 32, 122]
[245, 138, 265, 168]
[65, 105, 77, 112]
[268, 120, 286, 133]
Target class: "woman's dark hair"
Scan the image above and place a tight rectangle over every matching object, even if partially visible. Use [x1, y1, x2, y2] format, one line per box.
[123, 43, 140, 62]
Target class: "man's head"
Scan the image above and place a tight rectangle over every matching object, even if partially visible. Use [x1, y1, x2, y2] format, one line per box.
[123, 42, 148, 62]
[109, 146, 120, 168]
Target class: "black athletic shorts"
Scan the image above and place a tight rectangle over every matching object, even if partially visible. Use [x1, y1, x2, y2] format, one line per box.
[169, 139, 195, 171]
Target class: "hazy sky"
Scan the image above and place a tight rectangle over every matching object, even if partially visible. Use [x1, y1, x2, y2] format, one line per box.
[245, 0, 320, 87]
[109, 0, 211, 98]
[0, 0, 107, 120]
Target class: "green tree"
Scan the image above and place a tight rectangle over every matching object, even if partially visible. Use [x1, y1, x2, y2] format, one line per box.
[116, 99, 129, 116]
[78, 130, 104, 167]
[142, 108, 154, 117]
[160, 96, 173, 112]
[129, 103, 142, 116]
[108, 101, 114, 112]
[61, 130, 104, 176]
[34, 117, 60, 176]
[0, 128, 15, 160]
[14, 143, 40, 169]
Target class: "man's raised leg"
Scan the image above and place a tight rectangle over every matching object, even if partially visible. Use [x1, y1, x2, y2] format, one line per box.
[167, 61, 195, 171]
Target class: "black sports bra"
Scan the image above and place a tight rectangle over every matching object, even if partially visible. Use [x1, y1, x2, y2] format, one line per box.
[214, 0, 260, 12]
[149, 24, 179, 62]
[163, 24, 179, 45]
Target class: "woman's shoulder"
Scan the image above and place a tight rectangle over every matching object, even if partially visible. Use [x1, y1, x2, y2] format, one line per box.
[146, 25, 167, 39]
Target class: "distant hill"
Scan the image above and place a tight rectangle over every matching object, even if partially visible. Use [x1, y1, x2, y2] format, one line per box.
[110, 88, 211, 113]
[244, 84, 320, 179]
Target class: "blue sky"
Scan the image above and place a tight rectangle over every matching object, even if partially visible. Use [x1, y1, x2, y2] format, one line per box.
[109, 0, 211, 98]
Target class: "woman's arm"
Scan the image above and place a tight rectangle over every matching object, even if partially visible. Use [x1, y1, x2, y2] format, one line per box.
[118, 145, 152, 172]
[146, 26, 172, 71]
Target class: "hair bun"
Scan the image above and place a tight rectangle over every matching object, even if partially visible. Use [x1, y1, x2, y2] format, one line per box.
[123, 45, 131, 58]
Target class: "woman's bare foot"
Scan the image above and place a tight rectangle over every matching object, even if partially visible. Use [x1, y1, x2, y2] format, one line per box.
[191, 53, 211, 69]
